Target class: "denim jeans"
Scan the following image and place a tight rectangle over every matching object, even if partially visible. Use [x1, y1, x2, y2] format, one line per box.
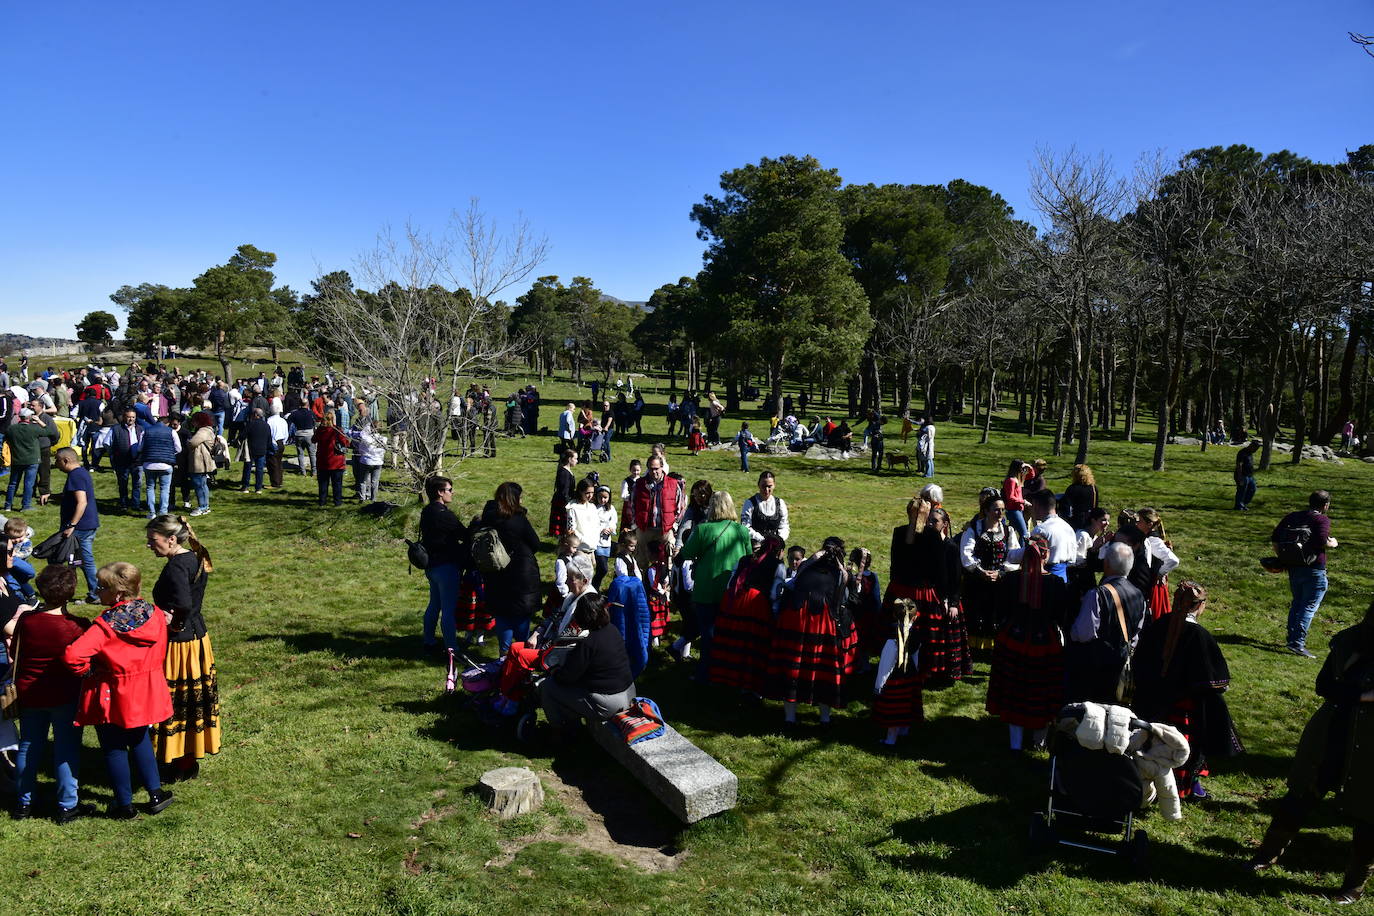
[191, 472, 210, 511]
[924, 456, 936, 478]
[318, 468, 344, 506]
[1287, 566, 1328, 650]
[17, 702, 82, 809]
[1006, 509, 1028, 543]
[493, 614, 531, 658]
[94, 723, 161, 806]
[144, 468, 172, 517]
[4, 463, 37, 509]
[74, 528, 99, 599]
[7, 556, 36, 600]
[115, 464, 143, 507]
[294, 432, 316, 474]
[240, 455, 266, 491]
[358, 464, 382, 502]
[424, 562, 461, 650]
[211, 409, 225, 437]
[1235, 476, 1256, 510]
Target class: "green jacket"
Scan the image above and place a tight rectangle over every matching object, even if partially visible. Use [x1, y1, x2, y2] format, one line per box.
[5, 420, 45, 467]
[678, 519, 753, 605]
[1288, 623, 1374, 821]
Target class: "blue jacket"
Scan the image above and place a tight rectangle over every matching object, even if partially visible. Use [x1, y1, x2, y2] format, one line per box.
[605, 574, 652, 679]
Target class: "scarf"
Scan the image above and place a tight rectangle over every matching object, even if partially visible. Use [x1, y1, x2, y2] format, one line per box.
[102, 598, 156, 633]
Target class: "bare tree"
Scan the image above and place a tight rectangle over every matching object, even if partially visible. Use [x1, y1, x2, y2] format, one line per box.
[307, 207, 545, 495]
[1350, 32, 1374, 57]
[1005, 147, 1128, 464]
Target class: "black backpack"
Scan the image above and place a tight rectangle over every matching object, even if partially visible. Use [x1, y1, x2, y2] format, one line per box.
[405, 538, 429, 571]
[1273, 518, 1315, 568]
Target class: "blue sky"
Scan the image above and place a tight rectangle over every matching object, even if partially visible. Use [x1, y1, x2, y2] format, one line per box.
[1, 1, 1369, 339]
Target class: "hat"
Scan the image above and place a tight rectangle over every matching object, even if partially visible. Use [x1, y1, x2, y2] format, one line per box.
[19, 407, 34, 418]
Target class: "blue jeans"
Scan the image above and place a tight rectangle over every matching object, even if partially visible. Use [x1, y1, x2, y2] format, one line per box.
[4, 463, 37, 509]
[1235, 476, 1256, 510]
[318, 468, 344, 505]
[74, 527, 98, 599]
[144, 468, 171, 516]
[115, 464, 143, 507]
[240, 455, 265, 491]
[17, 702, 82, 809]
[7, 556, 36, 600]
[191, 472, 210, 511]
[1006, 509, 1028, 543]
[94, 723, 161, 806]
[493, 614, 531, 657]
[923, 456, 935, 477]
[424, 563, 460, 650]
[740, 443, 750, 471]
[1287, 566, 1328, 650]
[211, 409, 225, 437]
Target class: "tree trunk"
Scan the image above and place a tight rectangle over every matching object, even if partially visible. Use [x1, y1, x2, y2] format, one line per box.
[1052, 368, 1069, 457]
[216, 329, 233, 384]
[1313, 311, 1362, 445]
[981, 337, 995, 445]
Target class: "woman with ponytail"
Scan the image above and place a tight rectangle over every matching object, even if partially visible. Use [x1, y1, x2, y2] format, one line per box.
[765, 536, 855, 727]
[884, 497, 970, 682]
[145, 514, 220, 782]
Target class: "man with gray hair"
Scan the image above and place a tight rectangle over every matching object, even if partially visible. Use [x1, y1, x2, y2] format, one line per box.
[1066, 541, 1146, 703]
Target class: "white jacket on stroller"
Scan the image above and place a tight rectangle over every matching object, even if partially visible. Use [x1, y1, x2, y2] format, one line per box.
[1071, 701, 1191, 821]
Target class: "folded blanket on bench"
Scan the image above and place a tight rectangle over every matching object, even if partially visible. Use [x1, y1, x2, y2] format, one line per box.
[610, 697, 665, 745]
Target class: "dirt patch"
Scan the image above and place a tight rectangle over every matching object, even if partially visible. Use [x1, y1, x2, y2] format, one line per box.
[485, 768, 686, 872]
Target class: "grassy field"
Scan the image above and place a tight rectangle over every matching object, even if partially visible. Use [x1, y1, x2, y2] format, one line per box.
[4, 356, 1372, 915]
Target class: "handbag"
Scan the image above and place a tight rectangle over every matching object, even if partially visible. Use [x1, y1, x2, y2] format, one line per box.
[1103, 583, 1136, 705]
[1, 624, 22, 721]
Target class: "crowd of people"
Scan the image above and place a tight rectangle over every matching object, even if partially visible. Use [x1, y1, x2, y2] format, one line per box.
[2, 352, 1370, 901]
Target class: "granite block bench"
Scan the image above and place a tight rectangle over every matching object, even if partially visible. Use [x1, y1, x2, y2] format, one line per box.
[588, 719, 737, 824]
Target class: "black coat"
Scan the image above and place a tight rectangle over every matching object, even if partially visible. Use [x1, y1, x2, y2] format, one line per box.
[478, 500, 542, 619]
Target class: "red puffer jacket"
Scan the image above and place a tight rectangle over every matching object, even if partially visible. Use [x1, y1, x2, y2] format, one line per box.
[631, 475, 682, 533]
[65, 598, 172, 728]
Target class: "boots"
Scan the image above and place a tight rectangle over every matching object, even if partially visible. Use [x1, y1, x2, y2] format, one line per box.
[1332, 826, 1374, 904]
[1248, 814, 1301, 872]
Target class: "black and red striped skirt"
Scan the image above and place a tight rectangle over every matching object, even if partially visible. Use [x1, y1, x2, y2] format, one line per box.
[648, 592, 671, 638]
[986, 620, 1064, 728]
[884, 583, 971, 680]
[707, 585, 774, 693]
[764, 601, 849, 708]
[873, 669, 924, 728]
[456, 569, 494, 632]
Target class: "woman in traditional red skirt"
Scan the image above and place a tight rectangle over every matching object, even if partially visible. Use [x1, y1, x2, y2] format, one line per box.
[708, 538, 785, 694]
[765, 537, 855, 726]
[885, 498, 970, 682]
[456, 566, 494, 641]
[873, 597, 923, 746]
[1133, 581, 1243, 799]
[958, 491, 1022, 651]
[986, 535, 1071, 753]
[547, 449, 578, 536]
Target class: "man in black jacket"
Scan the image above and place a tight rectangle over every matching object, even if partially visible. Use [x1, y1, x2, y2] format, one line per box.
[1066, 542, 1146, 703]
[239, 408, 272, 493]
[109, 408, 144, 510]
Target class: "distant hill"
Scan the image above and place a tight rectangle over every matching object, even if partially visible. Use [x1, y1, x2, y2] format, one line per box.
[600, 295, 650, 311]
[0, 333, 87, 357]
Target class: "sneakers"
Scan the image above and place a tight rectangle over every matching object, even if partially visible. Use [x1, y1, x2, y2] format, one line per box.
[10, 802, 31, 820]
[1288, 645, 1317, 659]
[56, 803, 93, 824]
[190, 508, 209, 517]
[1190, 779, 1209, 799]
[108, 803, 137, 820]
[146, 788, 174, 814]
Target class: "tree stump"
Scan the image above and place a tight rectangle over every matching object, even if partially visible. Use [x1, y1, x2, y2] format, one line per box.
[477, 767, 544, 819]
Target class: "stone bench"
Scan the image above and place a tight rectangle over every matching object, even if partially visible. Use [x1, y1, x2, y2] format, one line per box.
[588, 720, 737, 824]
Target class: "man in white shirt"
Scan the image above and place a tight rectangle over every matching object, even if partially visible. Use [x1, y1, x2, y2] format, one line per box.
[266, 408, 290, 489]
[1029, 489, 1076, 582]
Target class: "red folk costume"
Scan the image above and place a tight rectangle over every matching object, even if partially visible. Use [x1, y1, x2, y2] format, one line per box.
[765, 556, 856, 708]
[64, 598, 173, 728]
[884, 521, 970, 682]
[707, 546, 784, 694]
[985, 540, 1069, 729]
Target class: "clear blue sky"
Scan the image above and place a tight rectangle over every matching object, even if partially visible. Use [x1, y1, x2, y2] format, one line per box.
[1, 0, 1369, 339]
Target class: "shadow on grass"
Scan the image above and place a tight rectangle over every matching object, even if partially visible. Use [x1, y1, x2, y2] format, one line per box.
[247, 630, 426, 663]
[1214, 633, 1294, 656]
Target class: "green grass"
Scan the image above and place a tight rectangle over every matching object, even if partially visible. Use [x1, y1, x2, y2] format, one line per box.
[4, 363, 1371, 915]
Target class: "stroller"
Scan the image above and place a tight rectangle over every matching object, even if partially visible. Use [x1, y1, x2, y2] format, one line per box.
[1029, 703, 1153, 872]
[580, 427, 612, 462]
[454, 630, 585, 743]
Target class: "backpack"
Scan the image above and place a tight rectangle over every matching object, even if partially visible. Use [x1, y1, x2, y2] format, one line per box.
[405, 538, 429, 571]
[1273, 517, 1315, 568]
[471, 526, 510, 574]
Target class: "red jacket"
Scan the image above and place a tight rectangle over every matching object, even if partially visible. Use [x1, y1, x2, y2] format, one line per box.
[65, 598, 172, 728]
[631, 474, 682, 533]
[314, 425, 349, 471]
